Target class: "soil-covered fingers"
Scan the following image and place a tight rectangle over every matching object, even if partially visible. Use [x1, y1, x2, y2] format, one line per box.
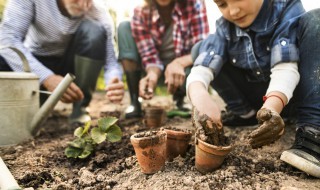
[250, 137, 280, 149]
[256, 108, 272, 122]
[248, 128, 284, 148]
[248, 122, 272, 139]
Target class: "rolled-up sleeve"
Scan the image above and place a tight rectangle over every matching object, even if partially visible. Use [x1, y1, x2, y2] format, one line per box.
[194, 22, 227, 76]
[270, 6, 305, 66]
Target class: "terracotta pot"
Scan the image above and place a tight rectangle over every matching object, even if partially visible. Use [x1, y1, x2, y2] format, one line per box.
[144, 107, 166, 128]
[130, 130, 167, 174]
[195, 138, 232, 174]
[164, 128, 192, 161]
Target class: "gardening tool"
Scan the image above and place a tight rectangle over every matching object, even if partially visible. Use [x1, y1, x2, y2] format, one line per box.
[0, 47, 75, 146]
[0, 157, 21, 190]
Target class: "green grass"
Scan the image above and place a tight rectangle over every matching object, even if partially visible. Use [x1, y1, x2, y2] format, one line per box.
[96, 70, 168, 95]
[0, 0, 6, 21]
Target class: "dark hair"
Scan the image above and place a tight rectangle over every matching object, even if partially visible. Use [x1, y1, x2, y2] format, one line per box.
[144, 0, 186, 7]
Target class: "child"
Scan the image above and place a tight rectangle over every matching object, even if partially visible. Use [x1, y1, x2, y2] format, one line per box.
[117, 0, 209, 118]
[187, 0, 320, 177]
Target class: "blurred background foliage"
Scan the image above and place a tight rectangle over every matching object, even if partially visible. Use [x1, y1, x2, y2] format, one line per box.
[0, 0, 6, 21]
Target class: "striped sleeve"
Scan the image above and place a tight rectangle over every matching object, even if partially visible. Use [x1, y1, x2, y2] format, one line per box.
[90, 1, 123, 85]
[0, 0, 54, 83]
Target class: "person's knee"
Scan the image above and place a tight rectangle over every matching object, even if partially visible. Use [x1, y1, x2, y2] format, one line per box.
[118, 21, 131, 39]
[117, 21, 140, 64]
[77, 19, 106, 49]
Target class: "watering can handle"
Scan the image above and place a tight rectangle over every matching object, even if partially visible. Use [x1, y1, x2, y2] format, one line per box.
[0, 46, 31, 72]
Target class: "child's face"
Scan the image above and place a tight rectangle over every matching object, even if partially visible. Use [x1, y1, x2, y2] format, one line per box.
[214, 0, 264, 28]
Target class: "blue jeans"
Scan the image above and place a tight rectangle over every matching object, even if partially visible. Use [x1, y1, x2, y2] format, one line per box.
[0, 19, 106, 76]
[192, 9, 320, 129]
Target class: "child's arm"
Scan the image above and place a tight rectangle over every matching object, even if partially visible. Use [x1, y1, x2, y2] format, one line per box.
[263, 62, 300, 113]
[187, 65, 221, 123]
[248, 62, 299, 148]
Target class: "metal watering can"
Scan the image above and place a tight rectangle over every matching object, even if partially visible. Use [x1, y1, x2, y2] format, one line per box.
[0, 47, 75, 146]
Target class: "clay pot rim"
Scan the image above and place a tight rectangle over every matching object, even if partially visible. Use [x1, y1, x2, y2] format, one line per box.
[130, 130, 167, 145]
[144, 106, 165, 112]
[163, 128, 192, 141]
[196, 137, 232, 152]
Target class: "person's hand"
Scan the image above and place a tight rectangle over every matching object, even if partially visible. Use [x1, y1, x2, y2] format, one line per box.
[165, 60, 185, 94]
[248, 108, 285, 148]
[188, 81, 221, 122]
[139, 67, 161, 100]
[105, 77, 124, 103]
[43, 74, 83, 103]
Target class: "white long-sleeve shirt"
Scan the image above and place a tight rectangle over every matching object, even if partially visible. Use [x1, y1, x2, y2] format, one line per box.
[0, 0, 122, 85]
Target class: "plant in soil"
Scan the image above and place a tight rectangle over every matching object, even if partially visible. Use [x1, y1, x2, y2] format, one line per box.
[64, 117, 122, 159]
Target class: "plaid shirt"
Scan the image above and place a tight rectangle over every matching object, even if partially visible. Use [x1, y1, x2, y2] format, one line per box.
[131, 0, 209, 70]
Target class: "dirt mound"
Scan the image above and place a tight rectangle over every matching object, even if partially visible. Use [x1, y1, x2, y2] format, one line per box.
[0, 92, 319, 190]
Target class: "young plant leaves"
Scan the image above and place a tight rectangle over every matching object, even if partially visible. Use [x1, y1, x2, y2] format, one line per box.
[65, 117, 122, 159]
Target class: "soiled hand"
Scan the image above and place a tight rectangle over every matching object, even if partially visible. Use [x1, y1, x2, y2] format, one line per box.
[248, 108, 285, 148]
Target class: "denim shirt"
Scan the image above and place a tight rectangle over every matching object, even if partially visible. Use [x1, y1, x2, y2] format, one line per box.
[195, 0, 305, 82]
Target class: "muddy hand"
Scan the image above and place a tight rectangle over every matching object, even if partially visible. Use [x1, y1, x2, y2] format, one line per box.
[248, 108, 285, 148]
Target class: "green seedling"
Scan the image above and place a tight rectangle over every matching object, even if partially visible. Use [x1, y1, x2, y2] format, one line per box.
[65, 117, 122, 159]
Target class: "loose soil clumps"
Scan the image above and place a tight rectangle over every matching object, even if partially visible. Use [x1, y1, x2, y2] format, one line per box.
[0, 92, 319, 189]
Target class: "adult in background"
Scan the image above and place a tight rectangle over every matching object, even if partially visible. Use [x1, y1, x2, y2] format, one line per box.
[0, 0, 124, 124]
[118, 0, 209, 119]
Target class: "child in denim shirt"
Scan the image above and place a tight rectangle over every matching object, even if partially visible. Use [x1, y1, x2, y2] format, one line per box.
[187, 0, 320, 177]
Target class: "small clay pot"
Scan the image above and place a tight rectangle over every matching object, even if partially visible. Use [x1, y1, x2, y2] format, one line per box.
[144, 106, 166, 128]
[195, 138, 232, 174]
[163, 128, 192, 161]
[130, 130, 167, 174]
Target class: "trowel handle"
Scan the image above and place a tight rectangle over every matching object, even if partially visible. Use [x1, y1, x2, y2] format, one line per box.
[31, 73, 76, 135]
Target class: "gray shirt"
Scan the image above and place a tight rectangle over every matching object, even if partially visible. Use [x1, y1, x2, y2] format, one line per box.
[0, 0, 122, 84]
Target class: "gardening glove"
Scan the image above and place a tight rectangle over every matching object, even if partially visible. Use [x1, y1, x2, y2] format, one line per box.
[248, 108, 285, 148]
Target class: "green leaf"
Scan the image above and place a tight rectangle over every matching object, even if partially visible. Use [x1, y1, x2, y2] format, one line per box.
[74, 121, 91, 138]
[91, 127, 107, 144]
[82, 121, 91, 134]
[68, 138, 85, 148]
[78, 143, 94, 159]
[106, 125, 122, 142]
[65, 146, 82, 158]
[98, 117, 118, 132]
[74, 127, 84, 138]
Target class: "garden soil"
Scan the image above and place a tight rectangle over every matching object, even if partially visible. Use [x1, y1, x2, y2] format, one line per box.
[0, 92, 319, 190]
